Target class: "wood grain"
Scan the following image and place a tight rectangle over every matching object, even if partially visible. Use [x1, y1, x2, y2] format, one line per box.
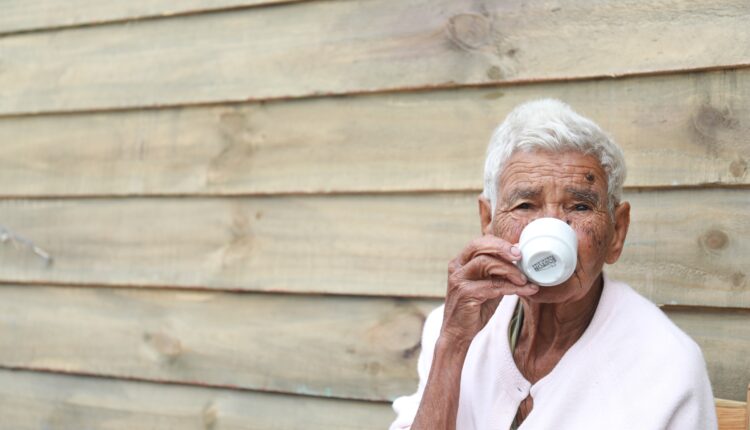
[668, 308, 750, 402]
[0, 286, 746, 402]
[0, 372, 742, 430]
[0, 0, 748, 114]
[715, 399, 747, 430]
[613, 189, 750, 308]
[0, 369, 395, 430]
[0, 1, 304, 35]
[0, 189, 747, 307]
[1, 69, 748, 197]
[0, 285, 437, 401]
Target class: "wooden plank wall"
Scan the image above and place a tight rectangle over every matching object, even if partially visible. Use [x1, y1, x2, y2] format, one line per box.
[0, 1, 748, 428]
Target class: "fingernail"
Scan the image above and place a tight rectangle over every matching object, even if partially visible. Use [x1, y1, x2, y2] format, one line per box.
[510, 246, 521, 257]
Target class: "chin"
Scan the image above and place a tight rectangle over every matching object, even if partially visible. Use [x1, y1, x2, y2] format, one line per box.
[523, 285, 572, 303]
[526, 275, 596, 304]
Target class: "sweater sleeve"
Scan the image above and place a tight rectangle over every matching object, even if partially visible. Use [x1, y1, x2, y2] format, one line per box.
[388, 304, 444, 430]
[664, 343, 718, 430]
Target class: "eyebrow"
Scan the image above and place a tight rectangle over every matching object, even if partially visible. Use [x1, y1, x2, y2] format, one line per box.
[503, 187, 542, 204]
[566, 187, 601, 206]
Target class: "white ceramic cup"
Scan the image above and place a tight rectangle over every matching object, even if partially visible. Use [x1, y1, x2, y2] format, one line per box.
[517, 217, 578, 287]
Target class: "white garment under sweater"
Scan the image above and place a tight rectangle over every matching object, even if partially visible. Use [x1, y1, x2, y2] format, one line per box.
[389, 275, 717, 430]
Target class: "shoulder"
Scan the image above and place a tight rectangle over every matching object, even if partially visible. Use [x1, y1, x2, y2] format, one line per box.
[577, 278, 717, 428]
[601, 278, 708, 378]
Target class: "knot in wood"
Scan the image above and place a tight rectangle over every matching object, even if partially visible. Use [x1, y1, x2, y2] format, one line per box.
[731, 272, 746, 288]
[729, 158, 747, 178]
[693, 103, 738, 135]
[701, 229, 729, 251]
[143, 331, 183, 360]
[446, 13, 492, 50]
[203, 401, 218, 429]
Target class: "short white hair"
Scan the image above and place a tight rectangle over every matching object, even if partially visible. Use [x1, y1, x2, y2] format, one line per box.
[482, 99, 626, 214]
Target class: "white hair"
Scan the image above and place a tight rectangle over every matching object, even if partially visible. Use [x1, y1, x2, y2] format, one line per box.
[482, 99, 626, 214]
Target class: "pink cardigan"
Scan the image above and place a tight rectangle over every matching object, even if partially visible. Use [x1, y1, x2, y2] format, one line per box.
[390, 275, 718, 430]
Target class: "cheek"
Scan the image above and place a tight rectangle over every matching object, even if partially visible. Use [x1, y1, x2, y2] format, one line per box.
[570, 216, 611, 258]
[492, 214, 526, 243]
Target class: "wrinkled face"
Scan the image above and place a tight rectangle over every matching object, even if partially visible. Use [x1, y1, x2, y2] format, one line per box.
[488, 150, 627, 304]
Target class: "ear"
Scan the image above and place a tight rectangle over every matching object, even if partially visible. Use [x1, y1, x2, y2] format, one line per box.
[478, 195, 493, 235]
[605, 201, 630, 264]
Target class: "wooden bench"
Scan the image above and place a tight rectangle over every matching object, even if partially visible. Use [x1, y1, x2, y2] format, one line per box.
[717, 385, 750, 430]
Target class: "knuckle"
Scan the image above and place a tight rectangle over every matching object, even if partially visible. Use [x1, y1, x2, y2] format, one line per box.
[447, 273, 461, 287]
[447, 258, 461, 274]
[474, 254, 494, 265]
[490, 277, 505, 289]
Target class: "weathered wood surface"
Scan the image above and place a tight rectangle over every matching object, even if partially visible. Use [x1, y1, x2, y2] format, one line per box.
[615, 189, 750, 308]
[0, 369, 743, 430]
[0, 1, 304, 35]
[1, 69, 748, 197]
[0, 369, 394, 430]
[715, 399, 747, 430]
[0, 286, 746, 401]
[668, 308, 750, 402]
[0, 285, 437, 401]
[0, 190, 747, 307]
[1, 0, 748, 114]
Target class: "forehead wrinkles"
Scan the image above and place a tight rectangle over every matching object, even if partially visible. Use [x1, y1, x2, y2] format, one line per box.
[501, 159, 604, 181]
[501, 153, 606, 183]
[498, 154, 608, 203]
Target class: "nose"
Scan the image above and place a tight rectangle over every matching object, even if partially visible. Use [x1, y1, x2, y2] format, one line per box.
[541, 204, 565, 221]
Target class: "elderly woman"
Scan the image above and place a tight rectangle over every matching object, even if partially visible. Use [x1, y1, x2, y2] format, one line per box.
[389, 100, 717, 430]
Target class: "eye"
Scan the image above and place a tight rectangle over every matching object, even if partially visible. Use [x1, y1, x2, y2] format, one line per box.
[514, 202, 532, 210]
[573, 203, 591, 211]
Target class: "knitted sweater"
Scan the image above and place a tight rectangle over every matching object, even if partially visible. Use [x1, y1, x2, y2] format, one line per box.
[389, 275, 718, 430]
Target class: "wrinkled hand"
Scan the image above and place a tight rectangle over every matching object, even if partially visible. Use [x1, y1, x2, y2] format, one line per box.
[441, 235, 539, 346]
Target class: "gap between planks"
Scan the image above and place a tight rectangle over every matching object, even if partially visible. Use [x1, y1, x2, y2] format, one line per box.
[0, 0, 311, 38]
[1, 62, 750, 119]
[0, 183, 748, 201]
[0, 364, 393, 405]
[2, 281, 749, 310]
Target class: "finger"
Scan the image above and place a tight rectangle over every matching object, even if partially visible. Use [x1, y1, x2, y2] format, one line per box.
[447, 257, 462, 276]
[462, 279, 539, 300]
[488, 278, 540, 297]
[487, 263, 527, 286]
[512, 282, 541, 296]
[458, 235, 521, 266]
[472, 239, 522, 264]
[459, 254, 527, 286]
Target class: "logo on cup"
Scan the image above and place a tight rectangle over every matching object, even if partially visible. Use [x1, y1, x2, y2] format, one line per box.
[531, 255, 557, 272]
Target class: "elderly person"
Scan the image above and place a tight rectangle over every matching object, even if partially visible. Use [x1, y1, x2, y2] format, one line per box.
[389, 100, 717, 430]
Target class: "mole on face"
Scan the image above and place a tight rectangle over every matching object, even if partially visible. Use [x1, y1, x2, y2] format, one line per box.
[585, 172, 595, 183]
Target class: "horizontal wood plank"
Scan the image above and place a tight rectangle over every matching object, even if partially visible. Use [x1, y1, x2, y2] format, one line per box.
[0, 190, 747, 307]
[1, 69, 748, 197]
[0, 287, 746, 402]
[0, 369, 394, 429]
[613, 189, 750, 308]
[0, 0, 748, 114]
[0, 285, 437, 401]
[0, 1, 303, 35]
[668, 308, 750, 402]
[715, 399, 747, 430]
